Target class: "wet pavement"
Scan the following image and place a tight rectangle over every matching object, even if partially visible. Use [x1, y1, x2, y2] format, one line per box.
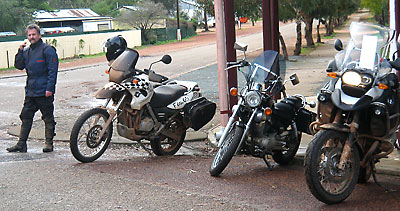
[1, 13, 400, 209]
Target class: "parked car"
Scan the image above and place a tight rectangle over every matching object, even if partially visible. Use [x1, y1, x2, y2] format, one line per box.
[199, 17, 215, 28]
[0, 32, 16, 37]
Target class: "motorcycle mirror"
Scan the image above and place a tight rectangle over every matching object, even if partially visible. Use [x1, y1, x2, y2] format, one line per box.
[334, 39, 343, 51]
[234, 42, 248, 52]
[161, 55, 172, 64]
[289, 73, 300, 86]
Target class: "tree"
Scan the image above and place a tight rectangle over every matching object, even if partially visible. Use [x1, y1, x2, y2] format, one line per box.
[116, 1, 168, 42]
[361, 0, 387, 25]
[153, 0, 176, 16]
[90, 0, 138, 16]
[0, 0, 51, 34]
[279, 0, 297, 57]
[234, 0, 262, 26]
[197, 0, 214, 31]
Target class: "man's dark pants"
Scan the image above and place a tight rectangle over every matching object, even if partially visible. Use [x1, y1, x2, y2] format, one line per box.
[19, 96, 56, 143]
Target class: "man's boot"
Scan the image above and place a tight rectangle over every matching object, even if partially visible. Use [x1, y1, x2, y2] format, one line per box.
[6, 120, 32, 153]
[43, 120, 55, 152]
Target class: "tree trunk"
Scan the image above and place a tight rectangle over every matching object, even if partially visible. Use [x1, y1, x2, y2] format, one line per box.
[279, 33, 288, 60]
[304, 16, 314, 47]
[203, 9, 209, 31]
[329, 17, 334, 35]
[326, 16, 334, 35]
[316, 19, 322, 43]
[294, 19, 302, 56]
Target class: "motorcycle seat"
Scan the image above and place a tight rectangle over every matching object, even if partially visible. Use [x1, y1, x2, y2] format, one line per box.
[150, 84, 187, 108]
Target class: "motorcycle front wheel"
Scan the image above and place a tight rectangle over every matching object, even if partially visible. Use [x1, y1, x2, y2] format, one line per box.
[150, 116, 185, 156]
[70, 108, 113, 163]
[209, 123, 244, 177]
[272, 125, 301, 165]
[305, 129, 360, 204]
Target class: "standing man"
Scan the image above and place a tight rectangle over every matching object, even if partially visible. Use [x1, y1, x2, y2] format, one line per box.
[6, 24, 58, 153]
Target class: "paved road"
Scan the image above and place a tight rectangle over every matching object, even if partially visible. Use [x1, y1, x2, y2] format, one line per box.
[2, 13, 400, 210]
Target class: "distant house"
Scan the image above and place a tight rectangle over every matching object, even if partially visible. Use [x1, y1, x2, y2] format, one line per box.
[34, 9, 113, 33]
[180, 0, 202, 19]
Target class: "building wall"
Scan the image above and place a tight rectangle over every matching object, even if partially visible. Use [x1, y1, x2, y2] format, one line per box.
[0, 30, 141, 69]
[83, 20, 113, 32]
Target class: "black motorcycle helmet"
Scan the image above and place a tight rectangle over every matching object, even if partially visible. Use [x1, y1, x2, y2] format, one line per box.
[105, 35, 127, 61]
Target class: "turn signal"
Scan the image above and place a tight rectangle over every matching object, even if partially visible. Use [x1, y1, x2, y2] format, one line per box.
[378, 83, 389, 89]
[264, 107, 272, 116]
[230, 87, 238, 96]
[132, 79, 139, 84]
[327, 72, 337, 78]
[105, 69, 110, 74]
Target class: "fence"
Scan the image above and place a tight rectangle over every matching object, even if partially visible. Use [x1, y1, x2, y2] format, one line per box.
[0, 30, 141, 69]
[143, 26, 196, 44]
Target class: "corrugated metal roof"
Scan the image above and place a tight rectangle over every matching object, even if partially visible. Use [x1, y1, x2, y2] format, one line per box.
[34, 9, 101, 19]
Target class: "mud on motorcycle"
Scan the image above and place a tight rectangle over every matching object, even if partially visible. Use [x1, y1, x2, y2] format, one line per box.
[69, 35, 216, 163]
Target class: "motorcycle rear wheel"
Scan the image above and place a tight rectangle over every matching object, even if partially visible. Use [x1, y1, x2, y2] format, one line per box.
[209, 123, 243, 177]
[150, 116, 185, 156]
[272, 126, 301, 165]
[70, 108, 113, 163]
[305, 129, 360, 204]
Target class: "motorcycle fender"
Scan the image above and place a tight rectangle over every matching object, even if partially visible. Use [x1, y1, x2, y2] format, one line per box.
[94, 82, 125, 99]
[173, 80, 198, 91]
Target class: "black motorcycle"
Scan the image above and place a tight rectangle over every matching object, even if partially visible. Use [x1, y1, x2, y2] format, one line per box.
[209, 43, 316, 176]
[305, 22, 400, 204]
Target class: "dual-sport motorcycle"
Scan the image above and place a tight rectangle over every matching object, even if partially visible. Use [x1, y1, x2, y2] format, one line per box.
[69, 36, 216, 163]
[305, 22, 400, 204]
[209, 43, 316, 176]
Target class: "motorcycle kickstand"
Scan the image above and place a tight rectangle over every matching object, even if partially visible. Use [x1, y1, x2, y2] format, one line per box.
[262, 155, 274, 170]
[137, 139, 154, 156]
[371, 161, 395, 192]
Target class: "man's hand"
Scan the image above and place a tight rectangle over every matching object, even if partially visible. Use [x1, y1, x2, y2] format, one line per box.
[19, 42, 27, 50]
[45, 91, 53, 97]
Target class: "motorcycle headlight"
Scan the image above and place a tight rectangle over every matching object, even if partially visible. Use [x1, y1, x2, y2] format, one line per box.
[245, 91, 261, 107]
[342, 71, 361, 86]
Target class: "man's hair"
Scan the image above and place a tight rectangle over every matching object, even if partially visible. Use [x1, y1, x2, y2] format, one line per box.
[26, 24, 41, 34]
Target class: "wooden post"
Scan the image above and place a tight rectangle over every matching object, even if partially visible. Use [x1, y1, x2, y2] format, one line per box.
[224, 0, 237, 109]
[215, 0, 229, 126]
[6, 50, 9, 68]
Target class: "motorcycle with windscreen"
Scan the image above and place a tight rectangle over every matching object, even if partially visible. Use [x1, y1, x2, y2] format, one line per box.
[209, 43, 316, 176]
[305, 22, 400, 204]
[69, 36, 216, 163]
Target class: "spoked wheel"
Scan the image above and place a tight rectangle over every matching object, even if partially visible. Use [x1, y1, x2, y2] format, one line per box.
[305, 130, 360, 204]
[70, 108, 113, 163]
[272, 125, 301, 165]
[150, 116, 186, 156]
[209, 123, 244, 177]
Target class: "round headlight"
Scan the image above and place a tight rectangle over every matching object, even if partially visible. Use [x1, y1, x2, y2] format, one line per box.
[342, 71, 361, 86]
[245, 91, 261, 107]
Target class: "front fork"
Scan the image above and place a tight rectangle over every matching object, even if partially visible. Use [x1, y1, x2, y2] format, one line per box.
[95, 94, 127, 142]
[337, 111, 360, 170]
[217, 98, 242, 148]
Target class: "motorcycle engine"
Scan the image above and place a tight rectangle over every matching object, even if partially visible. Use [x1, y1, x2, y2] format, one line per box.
[253, 133, 286, 153]
[137, 116, 155, 132]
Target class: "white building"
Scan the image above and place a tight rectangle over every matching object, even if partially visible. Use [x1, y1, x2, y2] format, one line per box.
[34, 9, 113, 33]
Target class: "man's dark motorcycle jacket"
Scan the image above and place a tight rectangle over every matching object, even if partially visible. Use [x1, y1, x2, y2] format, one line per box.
[15, 39, 58, 97]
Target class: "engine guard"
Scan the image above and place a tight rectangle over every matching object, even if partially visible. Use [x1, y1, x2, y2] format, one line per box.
[319, 123, 350, 133]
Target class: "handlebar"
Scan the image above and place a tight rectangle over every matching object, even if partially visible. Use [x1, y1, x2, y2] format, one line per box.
[225, 60, 250, 71]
